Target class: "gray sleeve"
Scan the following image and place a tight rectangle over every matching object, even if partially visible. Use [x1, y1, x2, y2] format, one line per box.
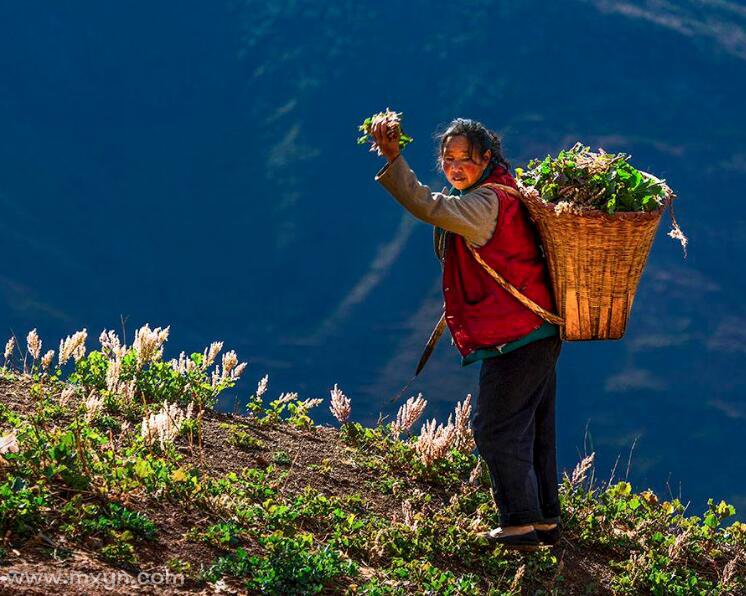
[375, 153, 499, 247]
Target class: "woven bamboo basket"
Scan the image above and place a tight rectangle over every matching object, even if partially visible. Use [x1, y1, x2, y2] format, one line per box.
[514, 175, 673, 341]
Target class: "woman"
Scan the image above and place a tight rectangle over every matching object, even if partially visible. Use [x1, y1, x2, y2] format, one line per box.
[370, 117, 563, 550]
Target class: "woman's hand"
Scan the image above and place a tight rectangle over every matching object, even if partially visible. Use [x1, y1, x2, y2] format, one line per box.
[370, 115, 402, 163]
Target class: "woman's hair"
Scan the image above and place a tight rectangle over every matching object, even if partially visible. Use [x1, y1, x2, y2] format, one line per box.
[433, 118, 511, 172]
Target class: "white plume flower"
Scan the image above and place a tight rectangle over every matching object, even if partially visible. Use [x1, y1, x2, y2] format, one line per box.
[59, 386, 77, 407]
[210, 350, 247, 386]
[278, 392, 299, 404]
[300, 398, 323, 409]
[391, 393, 427, 435]
[84, 392, 103, 422]
[132, 324, 169, 366]
[256, 375, 269, 398]
[329, 384, 351, 424]
[140, 400, 193, 449]
[453, 394, 476, 453]
[41, 350, 55, 371]
[415, 416, 456, 466]
[99, 330, 123, 357]
[203, 341, 223, 370]
[59, 330, 88, 366]
[4, 337, 15, 361]
[26, 329, 42, 360]
[106, 358, 122, 393]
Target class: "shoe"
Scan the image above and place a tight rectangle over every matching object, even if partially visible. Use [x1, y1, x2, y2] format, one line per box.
[534, 524, 561, 546]
[480, 527, 542, 551]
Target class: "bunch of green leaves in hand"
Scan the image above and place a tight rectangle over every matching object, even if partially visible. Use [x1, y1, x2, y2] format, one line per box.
[357, 108, 413, 156]
[515, 142, 671, 215]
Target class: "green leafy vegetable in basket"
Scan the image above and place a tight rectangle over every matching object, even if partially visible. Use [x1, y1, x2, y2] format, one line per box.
[357, 108, 413, 156]
[515, 142, 671, 215]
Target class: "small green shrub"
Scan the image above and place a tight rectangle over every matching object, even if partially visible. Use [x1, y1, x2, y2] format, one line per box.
[187, 522, 242, 549]
[220, 423, 265, 451]
[0, 477, 48, 538]
[272, 450, 291, 466]
[204, 531, 357, 593]
[100, 536, 138, 567]
[80, 503, 157, 541]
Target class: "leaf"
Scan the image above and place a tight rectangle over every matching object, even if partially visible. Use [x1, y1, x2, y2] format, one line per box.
[711, 499, 737, 519]
[133, 459, 153, 480]
[170, 468, 188, 482]
[640, 489, 658, 507]
[630, 170, 642, 190]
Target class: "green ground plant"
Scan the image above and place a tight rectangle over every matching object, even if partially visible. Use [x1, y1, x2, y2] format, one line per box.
[0, 325, 742, 594]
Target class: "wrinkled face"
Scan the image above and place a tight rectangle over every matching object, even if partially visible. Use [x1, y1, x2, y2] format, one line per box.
[441, 135, 492, 191]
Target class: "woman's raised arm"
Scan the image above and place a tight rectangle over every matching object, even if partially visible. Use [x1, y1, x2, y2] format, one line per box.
[375, 153, 499, 247]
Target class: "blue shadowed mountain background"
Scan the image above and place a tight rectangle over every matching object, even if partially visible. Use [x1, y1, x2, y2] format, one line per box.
[1, 1, 744, 520]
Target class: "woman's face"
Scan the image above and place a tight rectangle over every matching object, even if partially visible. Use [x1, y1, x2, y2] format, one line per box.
[441, 135, 492, 191]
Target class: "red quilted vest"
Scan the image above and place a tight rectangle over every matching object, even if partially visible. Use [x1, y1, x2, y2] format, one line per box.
[441, 165, 556, 357]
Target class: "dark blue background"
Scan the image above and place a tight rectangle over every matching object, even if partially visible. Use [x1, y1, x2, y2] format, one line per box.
[1, 1, 744, 520]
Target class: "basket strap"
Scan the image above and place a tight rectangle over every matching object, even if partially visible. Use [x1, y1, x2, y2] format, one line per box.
[468, 182, 564, 326]
[480, 182, 523, 200]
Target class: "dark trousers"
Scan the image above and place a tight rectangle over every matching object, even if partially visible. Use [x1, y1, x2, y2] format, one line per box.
[473, 334, 562, 527]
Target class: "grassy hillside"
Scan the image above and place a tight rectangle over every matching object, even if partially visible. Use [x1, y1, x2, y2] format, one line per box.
[0, 326, 743, 594]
